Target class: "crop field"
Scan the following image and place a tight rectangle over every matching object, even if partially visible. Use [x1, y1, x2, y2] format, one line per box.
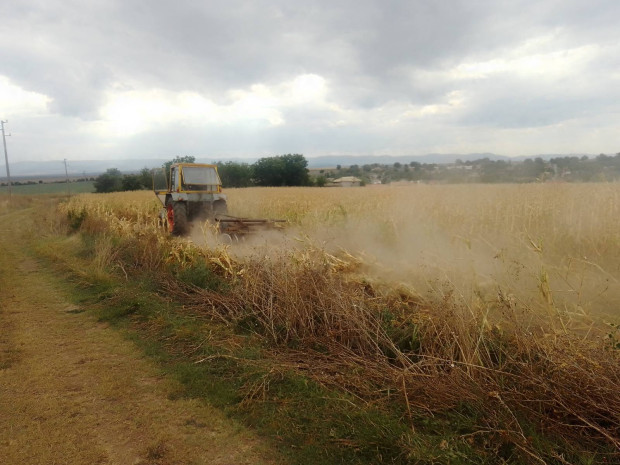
[54, 183, 620, 463]
[231, 184, 620, 315]
[62, 183, 620, 320]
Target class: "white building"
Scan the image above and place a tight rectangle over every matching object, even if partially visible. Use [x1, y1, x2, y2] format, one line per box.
[331, 176, 362, 187]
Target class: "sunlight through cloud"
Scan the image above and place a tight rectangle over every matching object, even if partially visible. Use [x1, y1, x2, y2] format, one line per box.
[99, 74, 330, 136]
[0, 76, 50, 116]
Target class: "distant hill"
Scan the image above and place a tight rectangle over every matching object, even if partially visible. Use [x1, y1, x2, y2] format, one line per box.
[4, 157, 256, 178]
[2, 153, 593, 178]
[4, 159, 168, 178]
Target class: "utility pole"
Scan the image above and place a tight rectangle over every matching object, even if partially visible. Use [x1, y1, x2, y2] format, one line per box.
[1, 120, 11, 198]
[64, 158, 70, 196]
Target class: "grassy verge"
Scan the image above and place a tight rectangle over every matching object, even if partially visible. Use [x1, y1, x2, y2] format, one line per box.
[30, 226, 500, 464]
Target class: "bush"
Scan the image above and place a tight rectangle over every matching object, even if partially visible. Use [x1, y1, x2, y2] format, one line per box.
[94, 168, 123, 193]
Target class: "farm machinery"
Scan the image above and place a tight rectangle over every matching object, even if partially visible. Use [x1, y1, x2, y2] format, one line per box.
[153, 163, 285, 238]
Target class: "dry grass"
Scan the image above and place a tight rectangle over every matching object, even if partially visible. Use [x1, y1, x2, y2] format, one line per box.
[0, 194, 37, 214]
[1, 200, 280, 465]
[59, 184, 620, 462]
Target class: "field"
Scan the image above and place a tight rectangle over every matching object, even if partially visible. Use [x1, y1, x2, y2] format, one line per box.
[0, 180, 95, 195]
[61, 183, 620, 319]
[228, 183, 620, 315]
[19, 183, 620, 463]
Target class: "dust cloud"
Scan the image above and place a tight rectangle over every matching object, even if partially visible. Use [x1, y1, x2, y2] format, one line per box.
[188, 186, 620, 321]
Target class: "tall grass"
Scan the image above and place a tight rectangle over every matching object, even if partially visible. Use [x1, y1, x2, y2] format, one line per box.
[58, 184, 620, 462]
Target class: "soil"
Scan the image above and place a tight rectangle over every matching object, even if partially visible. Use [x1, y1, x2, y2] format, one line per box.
[0, 205, 283, 465]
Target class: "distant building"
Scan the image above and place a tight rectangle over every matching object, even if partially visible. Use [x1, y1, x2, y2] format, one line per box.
[331, 176, 362, 187]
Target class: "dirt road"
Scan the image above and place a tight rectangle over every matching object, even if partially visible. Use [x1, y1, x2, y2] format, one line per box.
[0, 206, 281, 464]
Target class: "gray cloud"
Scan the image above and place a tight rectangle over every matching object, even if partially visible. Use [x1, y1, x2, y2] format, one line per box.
[0, 0, 618, 159]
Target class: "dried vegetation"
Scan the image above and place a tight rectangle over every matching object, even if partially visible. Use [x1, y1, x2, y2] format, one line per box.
[58, 184, 620, 463]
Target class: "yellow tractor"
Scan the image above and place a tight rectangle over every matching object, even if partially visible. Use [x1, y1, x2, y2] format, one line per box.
[153, 163, 227, 235]
[153, 163, 284, 238]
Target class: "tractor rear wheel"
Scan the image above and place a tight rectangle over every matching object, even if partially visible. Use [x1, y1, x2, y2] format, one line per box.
[166, 201, 188, 236]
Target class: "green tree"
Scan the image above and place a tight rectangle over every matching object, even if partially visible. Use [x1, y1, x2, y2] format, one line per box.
[94, 168, 123, 193]
[138, 167, 152, 189]
[216, 161, 253, 187]
[121, 174, 144, 191]
[314, 175, 327, 187]
[252, 154, 310, 186]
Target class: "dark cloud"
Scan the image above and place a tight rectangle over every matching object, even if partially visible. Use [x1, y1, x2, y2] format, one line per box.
[0, 0, 618, 158]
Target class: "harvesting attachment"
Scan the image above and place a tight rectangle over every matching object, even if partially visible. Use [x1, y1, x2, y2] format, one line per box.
[215, 214, 286, 242]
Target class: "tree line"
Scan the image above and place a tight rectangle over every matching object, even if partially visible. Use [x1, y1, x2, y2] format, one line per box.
[94, 152, 620, 193]
[328, 153, 620, 184]
[94, 154, 312, 193]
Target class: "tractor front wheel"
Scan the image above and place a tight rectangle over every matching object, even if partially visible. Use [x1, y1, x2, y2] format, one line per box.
[166, 201, 188, 236]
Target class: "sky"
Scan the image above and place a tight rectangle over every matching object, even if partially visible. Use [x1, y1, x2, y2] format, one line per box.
[1, 0, 619, 163]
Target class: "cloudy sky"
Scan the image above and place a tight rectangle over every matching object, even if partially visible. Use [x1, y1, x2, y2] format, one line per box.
[1, 0, 618, 163]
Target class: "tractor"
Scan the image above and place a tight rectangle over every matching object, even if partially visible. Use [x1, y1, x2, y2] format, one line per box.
[153, 162, 285, 238]
[153, 163, 227, 235]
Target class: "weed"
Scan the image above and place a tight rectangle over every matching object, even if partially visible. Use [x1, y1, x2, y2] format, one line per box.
[67, 207, 87, 231]
[172, 260, 227, 291]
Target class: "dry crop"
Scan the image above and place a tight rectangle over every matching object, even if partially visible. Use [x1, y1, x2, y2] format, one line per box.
[59, 183, 620, 463]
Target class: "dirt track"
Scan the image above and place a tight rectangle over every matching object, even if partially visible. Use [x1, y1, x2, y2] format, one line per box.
[0, 206, 281, 465]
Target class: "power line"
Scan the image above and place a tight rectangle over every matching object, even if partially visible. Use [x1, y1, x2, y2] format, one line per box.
[1, 120, 11, 198]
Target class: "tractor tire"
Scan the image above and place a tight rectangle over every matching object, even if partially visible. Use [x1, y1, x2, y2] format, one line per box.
[167, 201, 188, 236]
